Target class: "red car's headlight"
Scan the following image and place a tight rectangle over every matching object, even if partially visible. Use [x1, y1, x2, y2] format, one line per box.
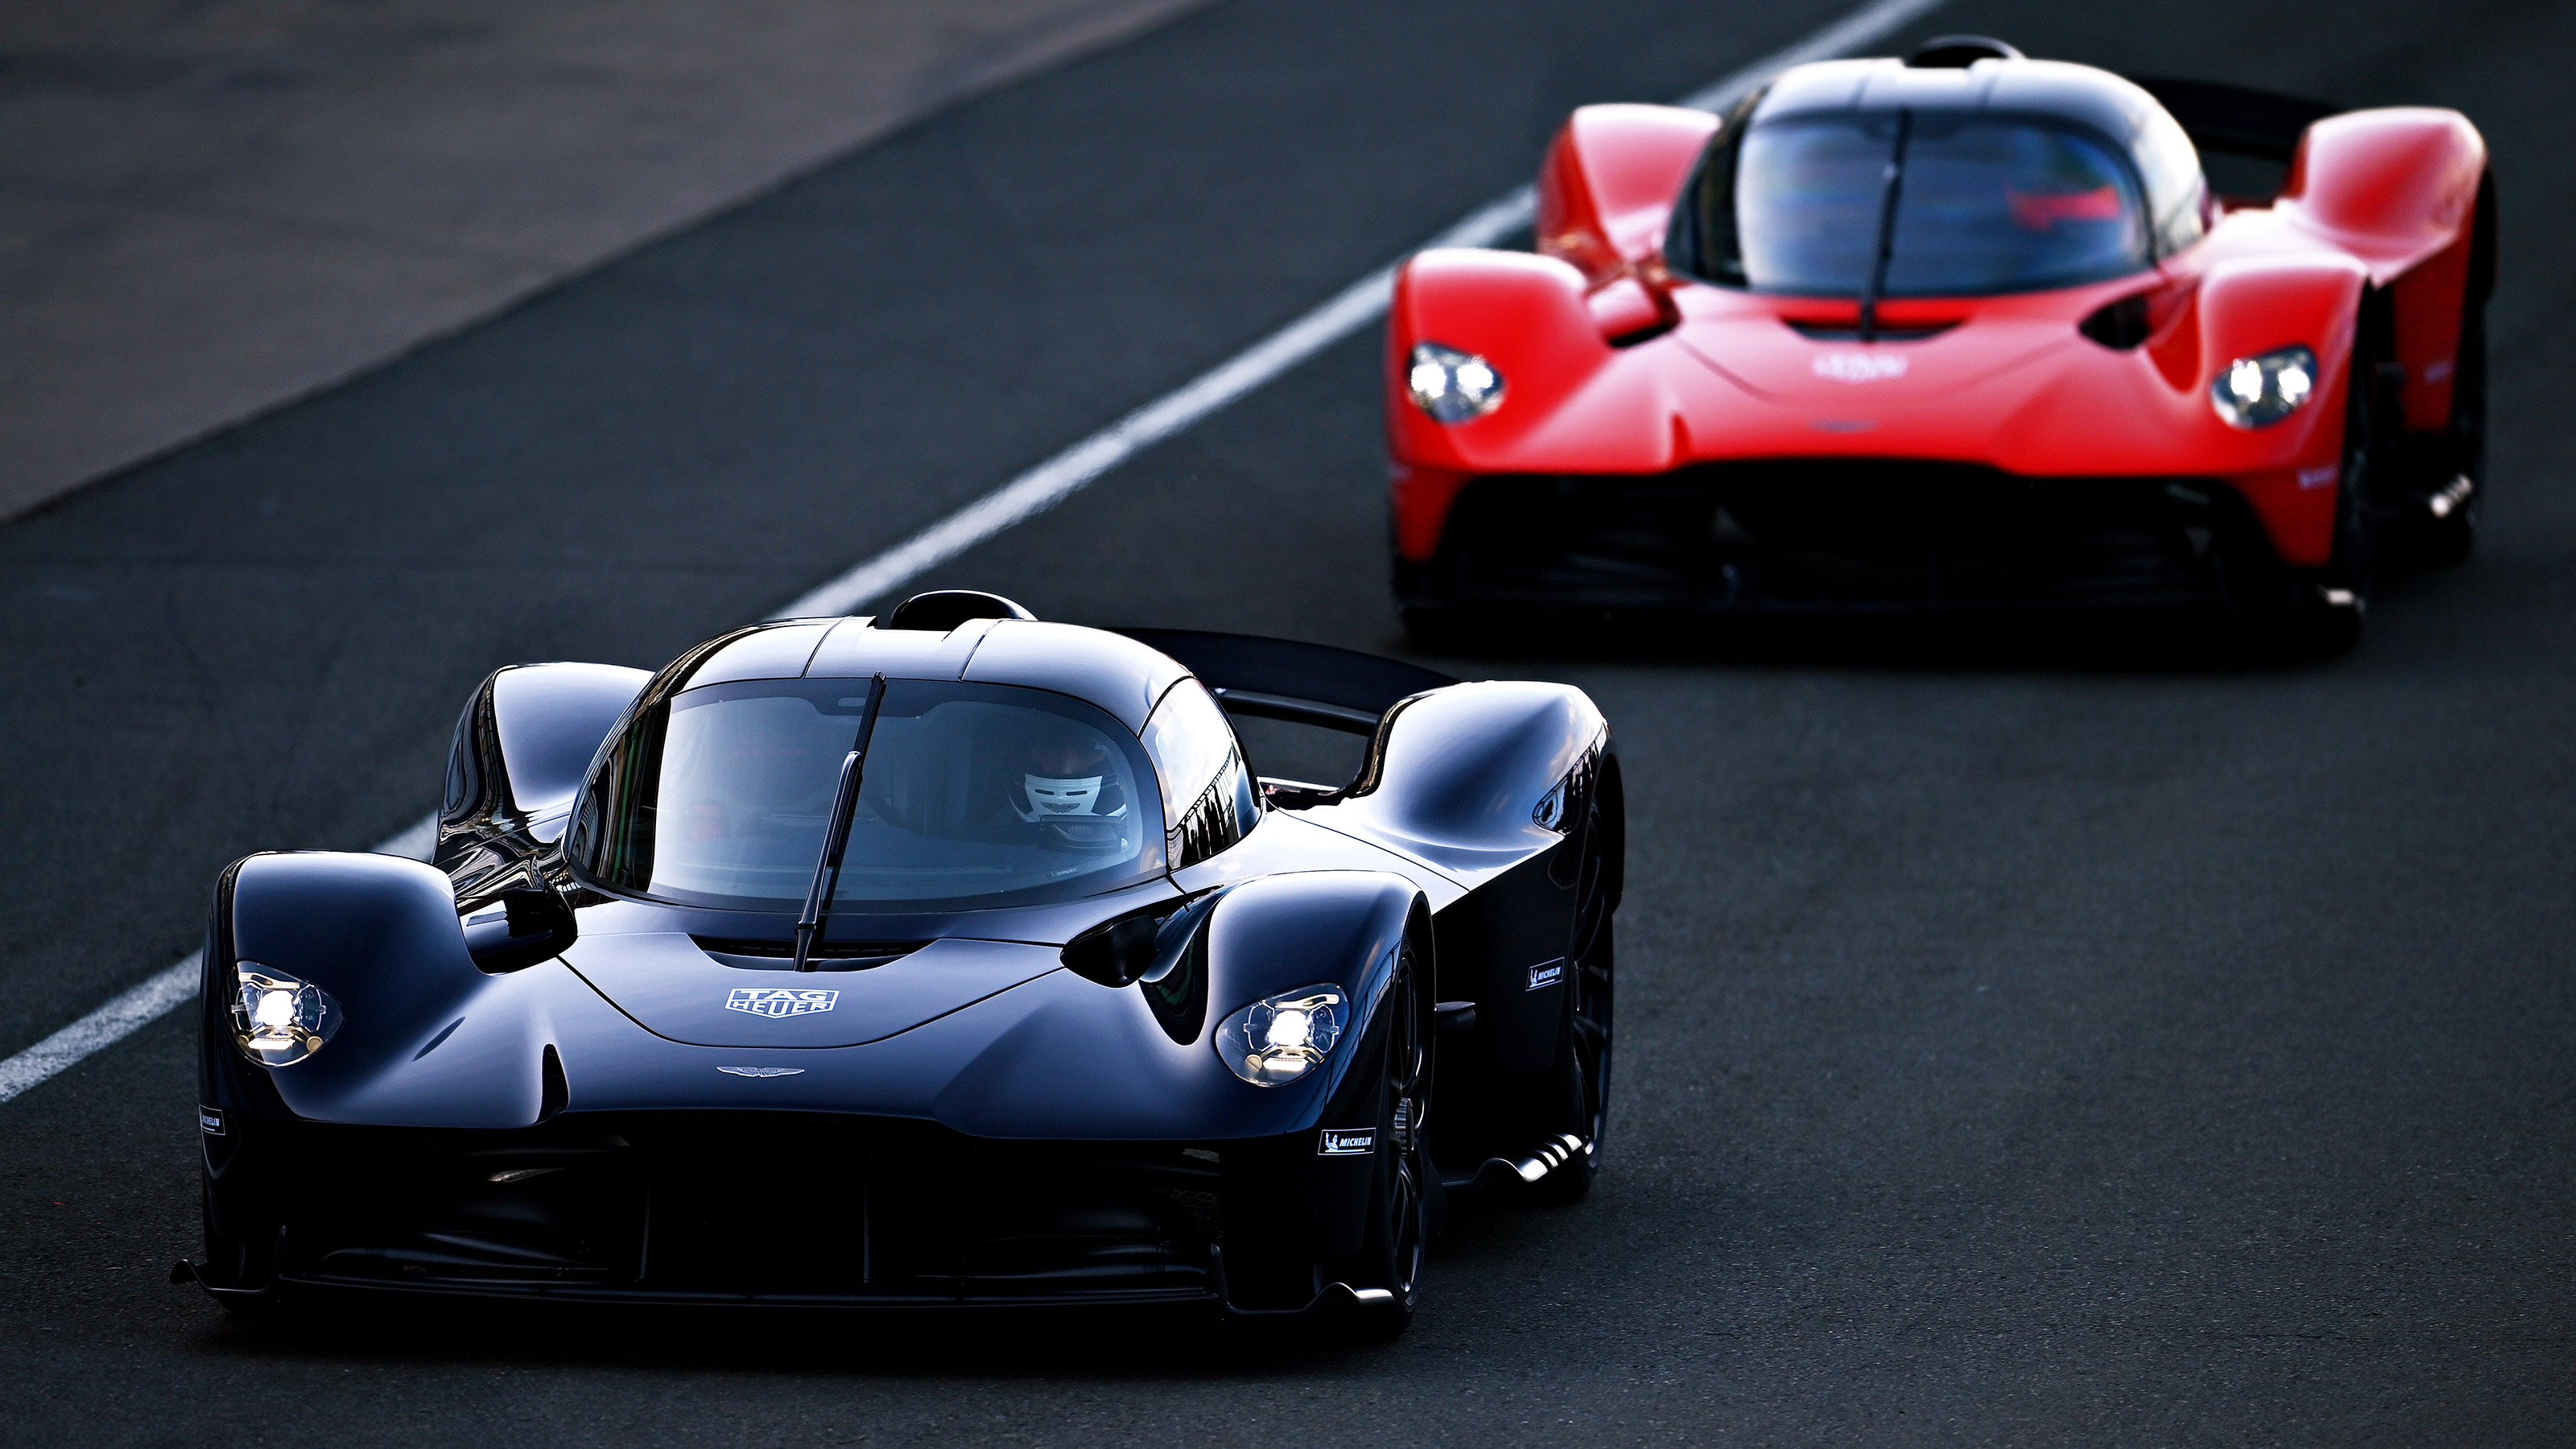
[1407, 343, 1505, 423]
[2211, 345, 2318, 429]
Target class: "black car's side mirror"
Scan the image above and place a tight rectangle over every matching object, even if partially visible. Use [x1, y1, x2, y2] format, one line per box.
[463, 887, 579, 974]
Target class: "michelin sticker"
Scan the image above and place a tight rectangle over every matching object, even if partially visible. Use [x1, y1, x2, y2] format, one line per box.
[1526, 958, 1567, 990]
[198, 1106, 225, 1136]
[725, 987, 838, 1018]
[1319, 1129, 1376, 1157]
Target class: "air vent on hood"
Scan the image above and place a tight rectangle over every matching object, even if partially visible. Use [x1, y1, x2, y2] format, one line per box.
[691, 936, 927, 972]
[1785, 320, 1959, 342]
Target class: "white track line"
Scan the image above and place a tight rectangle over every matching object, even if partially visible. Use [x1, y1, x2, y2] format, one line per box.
[774, 0, 1949, 618]
[0, 0, 1946, 1110]
[0, 813, 437, 1104]
[770, 186, 1539, 619]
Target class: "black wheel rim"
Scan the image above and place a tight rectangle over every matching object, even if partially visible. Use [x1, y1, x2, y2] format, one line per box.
[1385, 943, 1427, 1307]
[1389, 1148, 1422, 1307]
[1568, 795, 1615, 1155]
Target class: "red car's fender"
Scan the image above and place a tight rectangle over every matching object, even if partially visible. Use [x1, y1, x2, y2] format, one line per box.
[1388, 249, 1731, 561]
[2167, 251, 2369, 568]
[2281, 109, 2485, 279]
[1537, 104, 1716, 284]
[1961, 252, 2366, 569]
[2281, 107, 2488, 435]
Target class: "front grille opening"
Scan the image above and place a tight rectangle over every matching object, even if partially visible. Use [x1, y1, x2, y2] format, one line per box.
[278, 1116, 1224, 1304]
[691, 937, 927, 972]
[1430, 464, 2288, 613]
[1784, 320, 1961, 342]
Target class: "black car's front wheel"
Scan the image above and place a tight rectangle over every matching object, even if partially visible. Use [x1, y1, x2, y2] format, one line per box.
[1530, 774, 1617, 1205]
[1324, 941, 1430, 1341]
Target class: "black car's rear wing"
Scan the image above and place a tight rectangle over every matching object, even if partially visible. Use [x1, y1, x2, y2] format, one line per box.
[1110, 629, 1455, 735]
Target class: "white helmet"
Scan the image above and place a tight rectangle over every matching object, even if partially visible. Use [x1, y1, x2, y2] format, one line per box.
[1011, 731, 1130, 851]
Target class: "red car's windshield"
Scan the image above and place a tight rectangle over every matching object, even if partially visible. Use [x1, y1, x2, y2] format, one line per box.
[1686, 112, 2153, 298]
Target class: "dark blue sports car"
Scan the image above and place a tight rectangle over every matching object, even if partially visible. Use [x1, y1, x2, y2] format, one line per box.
[182, 591, 1620, 1337]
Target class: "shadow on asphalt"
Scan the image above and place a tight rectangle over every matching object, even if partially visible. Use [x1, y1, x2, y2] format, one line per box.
[1407, 535, 2484, 679]
[1419, 608, 2312, 677]
[172, 1188, 1581, 1379]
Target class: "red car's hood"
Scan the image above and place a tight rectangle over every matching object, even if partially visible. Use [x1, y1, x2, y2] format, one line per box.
[1669, 303, 2082, 416]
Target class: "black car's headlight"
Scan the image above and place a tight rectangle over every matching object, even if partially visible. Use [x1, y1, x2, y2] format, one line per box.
[229, 963, 341, 1067]
[1406, 342, 1505, 423]
[1217, 985, 1346, 1085]
[2211, 345, 2318, 429]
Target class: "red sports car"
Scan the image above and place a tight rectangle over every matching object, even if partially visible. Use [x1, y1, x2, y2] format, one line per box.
[1385, 37, 2491, 650]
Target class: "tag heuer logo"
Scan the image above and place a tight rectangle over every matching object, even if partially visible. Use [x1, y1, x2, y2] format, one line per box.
[725, 987, 838, 1018]
[1319, 1129, 1375, 1157]
[1526, 958, 1566, 990]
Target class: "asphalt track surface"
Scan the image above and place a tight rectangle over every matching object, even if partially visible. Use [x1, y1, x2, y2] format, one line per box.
[4, 0, 2573, 1443]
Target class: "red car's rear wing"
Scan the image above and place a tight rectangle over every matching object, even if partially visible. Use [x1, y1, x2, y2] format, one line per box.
[2125, 76, 2339, 166]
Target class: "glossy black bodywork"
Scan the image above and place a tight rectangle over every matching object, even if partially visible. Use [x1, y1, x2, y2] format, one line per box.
[194, 618, 1618, 1315]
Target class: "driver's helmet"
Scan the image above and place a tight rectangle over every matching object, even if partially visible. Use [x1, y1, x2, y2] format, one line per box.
[1010, 726, 1132, 852]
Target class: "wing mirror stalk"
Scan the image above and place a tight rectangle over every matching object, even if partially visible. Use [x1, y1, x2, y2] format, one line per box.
[1062, 891, 1226, 988]
[1587, 269, 1680, 346]
[464, 886, 579, 973]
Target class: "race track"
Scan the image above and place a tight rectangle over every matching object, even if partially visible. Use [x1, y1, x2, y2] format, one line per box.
[2, 0, 2570, 1441]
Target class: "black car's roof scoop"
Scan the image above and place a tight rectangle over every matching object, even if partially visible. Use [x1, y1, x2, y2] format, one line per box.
[882, 590, 1036, 631]
[1906, 35, 2023, 68]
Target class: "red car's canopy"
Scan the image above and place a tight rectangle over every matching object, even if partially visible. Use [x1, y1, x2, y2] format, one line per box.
[1666, 59, 2211, 306]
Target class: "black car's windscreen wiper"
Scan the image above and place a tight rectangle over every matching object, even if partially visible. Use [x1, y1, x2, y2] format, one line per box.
[792, 673, 887, 972]
[1858, 108, 1913, 343]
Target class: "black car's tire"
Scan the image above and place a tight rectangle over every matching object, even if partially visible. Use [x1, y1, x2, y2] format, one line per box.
[215, 1287, 281, 1320]
[2422, 299, 2487, 566]
[200, 1174, 282, 1318]
[1323, 942, 1430, 1342]
[1530, 786, 1616, 1206]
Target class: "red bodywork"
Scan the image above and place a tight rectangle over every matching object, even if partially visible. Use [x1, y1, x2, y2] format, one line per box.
[1387, 89, 2487, 611]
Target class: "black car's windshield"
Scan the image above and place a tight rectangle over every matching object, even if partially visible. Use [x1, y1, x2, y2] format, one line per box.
[571, 679, 1163, 911]
[1689, 112, 2151, 297]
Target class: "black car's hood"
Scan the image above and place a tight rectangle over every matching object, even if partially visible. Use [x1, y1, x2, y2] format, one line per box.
[563, 932, 1067, 1048]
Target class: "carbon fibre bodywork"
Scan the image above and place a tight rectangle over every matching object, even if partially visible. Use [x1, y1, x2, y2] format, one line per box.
[189, 611, 1620, 1321]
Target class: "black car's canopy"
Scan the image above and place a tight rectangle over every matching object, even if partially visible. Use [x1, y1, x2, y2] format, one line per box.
[564, 616, 1260, 912]
[575, 677, 1168, 910]
[1669, 56, 2207, 299]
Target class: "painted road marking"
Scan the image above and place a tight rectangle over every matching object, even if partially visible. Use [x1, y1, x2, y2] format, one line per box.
[0, 0, 1947, 1108]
